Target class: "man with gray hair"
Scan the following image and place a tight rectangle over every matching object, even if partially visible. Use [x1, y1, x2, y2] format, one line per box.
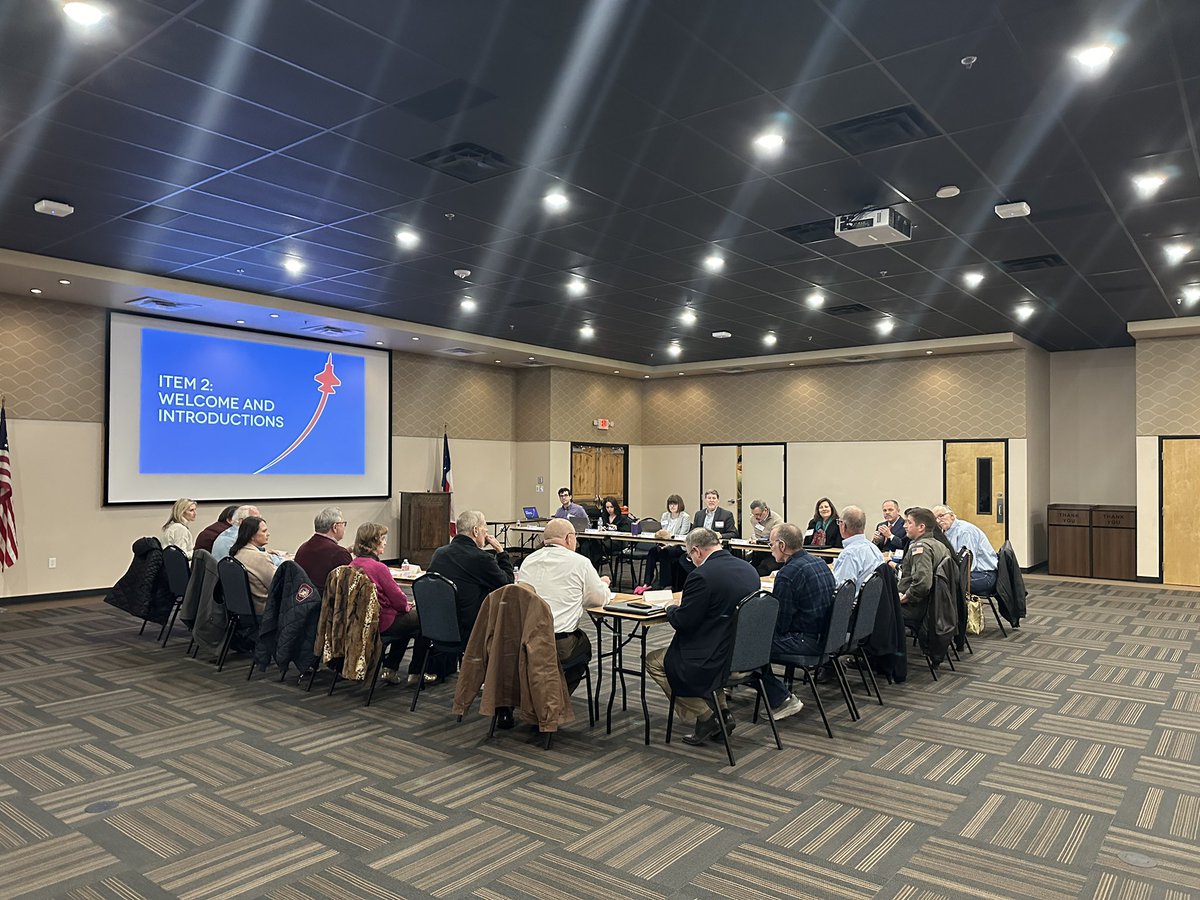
[646, 527, 760, 746]
[293, 506, 352, 591]
[212, 504, 260, 560]
[749, 499, 784, 574]
[933, 504, 998, 594]
[832, 505, 885, 593]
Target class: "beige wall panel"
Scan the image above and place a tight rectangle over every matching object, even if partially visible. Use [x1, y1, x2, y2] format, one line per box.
[393, 435, 513, 526]
[642, 351, 1026, 445]
[785, 441, 943, 529]
[0, 293, 106, 422]
[390, 354, 514, 440]
[513, 369, 551, 442]
[1024, 348, 1051, 565]
[1050, 348, 1136, 504]
[1136, 435, 1159, 579]
[636, 445, 700, 519]
[549, 441, 573, 503]
[549, 369, 643, 445]
[1008, 438, 1030, 565]
[700, 444, 739, 522]
[741, 444, 786, 540]
[513, 441, 552, 516]
[1136, 335, 1200, 435]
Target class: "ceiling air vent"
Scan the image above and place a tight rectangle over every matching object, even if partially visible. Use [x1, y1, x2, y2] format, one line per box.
[125, 296, 199, 311]
[825, 302, 872, 317]
[412, 142, 518, 184]
[438, 347, 484, 357]
[836, 355, 872, 364]
[301, 324, 362, 338]
[718, 367, 749, 374]
[778, 218, 836, 245]
[821, 104, 942, 155]
[994, 253, 1066, 274]
[394, 79, 496, 122]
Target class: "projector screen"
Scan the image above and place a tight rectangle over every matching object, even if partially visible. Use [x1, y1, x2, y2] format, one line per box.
[106, 312, 391, 504]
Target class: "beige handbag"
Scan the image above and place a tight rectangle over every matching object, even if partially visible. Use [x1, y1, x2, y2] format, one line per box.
[965, 597, 984, 635]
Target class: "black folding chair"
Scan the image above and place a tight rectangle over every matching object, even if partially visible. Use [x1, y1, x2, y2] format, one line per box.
[614, 517, 661, 590]
[773, 580, 859, 738]
[410, 573, 461, 712]
[834, 572, 886, 706]
[158, 545, 191, 647]
[215, 556, 259, 676]
[666, 590, 782, 767]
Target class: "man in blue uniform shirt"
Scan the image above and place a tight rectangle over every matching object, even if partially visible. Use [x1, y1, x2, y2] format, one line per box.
[832, 505, 885, 592]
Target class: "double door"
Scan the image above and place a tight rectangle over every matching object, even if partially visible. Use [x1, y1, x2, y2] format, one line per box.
[571, 443, 626, 509]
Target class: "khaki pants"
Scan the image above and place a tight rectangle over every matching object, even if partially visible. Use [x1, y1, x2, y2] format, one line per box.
[645, 647, 726, 724]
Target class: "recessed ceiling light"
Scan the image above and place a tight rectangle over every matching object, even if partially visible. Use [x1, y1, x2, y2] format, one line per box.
[460, 297, 477, 312]
[935, 185, 961, 199]
[395, 227, 420, 249]
[1072, 43, 1116, 73]
[680, 307, 697, 325]
[235, 319, 245, 325]
[543, 189, 569, 213]
[1165, 242, 1192, 265]
[411, 336, 420, 341]
[763, 332, 778, 346]
[1132, 172, 1168, 199]
[667, 343, 682, 357]
[805, 291, 825, 309]
[528, 356, 536, 361]
[877, 318, 895, 335]
[1182, 285, 1200, 305]
[702, 253, 725, 273]
[643, 374, 650, 379]
[495, 359, 502, 364]
[613, 370, 620, 374]
[1015, 303, 1035, 321]
[566, 276, 586, 296]
[788, 362, 796, 366]
[711, 330, 732, 339]
[283, 256, 305, 275]
[63, 2, 105, 26]
[376, 341, 384, 345]
[580, 324, 594, 338]
[751, 131, 785, 157]
[925, 350, 934, 355]
[29, 288, 42, 294]
[57, 279, 71, 285]
[962, 271, 985, 289]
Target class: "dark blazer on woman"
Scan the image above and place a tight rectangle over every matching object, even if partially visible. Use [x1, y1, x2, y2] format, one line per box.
[804, 516, 844, 549]
[692, 507, 737, 536]
[664, 549, 761, 697]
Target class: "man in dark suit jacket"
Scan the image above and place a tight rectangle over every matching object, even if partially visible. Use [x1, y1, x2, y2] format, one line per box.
[872, 498, 908, 553]
[692, 489, 737, 536]
[646, 527, 760, 745]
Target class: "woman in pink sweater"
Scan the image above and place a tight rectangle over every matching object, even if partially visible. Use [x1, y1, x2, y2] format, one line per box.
[350, 523, 421, 684]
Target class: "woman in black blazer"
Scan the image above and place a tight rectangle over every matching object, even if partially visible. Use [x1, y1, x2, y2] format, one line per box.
[804, 497, 843, 549]
[583, 496, 631, 570]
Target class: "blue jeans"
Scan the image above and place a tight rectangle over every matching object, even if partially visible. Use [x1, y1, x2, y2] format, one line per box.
[971, 569, 997, 595]
[763, 632, 823, 707]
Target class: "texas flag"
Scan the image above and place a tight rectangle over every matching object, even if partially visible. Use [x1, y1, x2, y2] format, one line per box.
[441, 430, 455, 536]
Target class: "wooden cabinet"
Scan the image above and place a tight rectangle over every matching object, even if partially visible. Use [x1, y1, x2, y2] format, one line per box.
[398, 492, 451, 568]
[1091, 505, 1136, 581]
[1048, 503, 1091, 577]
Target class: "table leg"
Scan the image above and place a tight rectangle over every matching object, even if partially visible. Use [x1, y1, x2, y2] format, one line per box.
[592, 616, 603, 724]
[638, 624, 650, 745]
[605, 618, 622, 734]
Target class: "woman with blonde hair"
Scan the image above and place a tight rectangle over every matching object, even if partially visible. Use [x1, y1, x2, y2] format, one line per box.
[161, 498, 197, 558]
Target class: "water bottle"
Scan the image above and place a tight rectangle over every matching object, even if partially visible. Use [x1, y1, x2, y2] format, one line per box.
[402, 558, 410, 573]
[596, 516, 602, 530]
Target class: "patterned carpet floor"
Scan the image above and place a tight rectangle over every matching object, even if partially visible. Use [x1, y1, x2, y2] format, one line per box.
[0, 576, 1197, 899]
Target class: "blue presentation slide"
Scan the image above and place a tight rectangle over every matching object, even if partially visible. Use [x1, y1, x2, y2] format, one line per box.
[138, 328, 366, 475]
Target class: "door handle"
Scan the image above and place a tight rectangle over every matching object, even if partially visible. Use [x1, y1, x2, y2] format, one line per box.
[996, 494, 1005, 524]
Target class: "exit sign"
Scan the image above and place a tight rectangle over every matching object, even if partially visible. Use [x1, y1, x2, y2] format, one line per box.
[593, 418, 613, 430]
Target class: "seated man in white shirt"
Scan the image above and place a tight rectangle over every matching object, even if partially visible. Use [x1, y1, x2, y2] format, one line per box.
[832, 505, 885, 592]
[516, 517, 611, 694]
[933, 505, 998, 594]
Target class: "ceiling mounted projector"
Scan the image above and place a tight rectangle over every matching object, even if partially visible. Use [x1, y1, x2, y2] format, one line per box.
[834, 207, 912, 246]
[34, 199, 75, 217]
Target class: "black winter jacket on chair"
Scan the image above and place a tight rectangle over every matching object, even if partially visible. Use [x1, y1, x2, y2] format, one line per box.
[104, 536, 176, 624]
[255, 561, 321, 676]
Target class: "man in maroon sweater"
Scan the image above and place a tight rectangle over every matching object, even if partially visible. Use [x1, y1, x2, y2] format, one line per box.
[293, 506, 352, 592]
[195, 505, 238, 554]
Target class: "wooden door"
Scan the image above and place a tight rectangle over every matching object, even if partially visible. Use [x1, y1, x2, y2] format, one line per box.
[741, 444, 786, 540]
[571, 446, 597, 501]
[570, 443, 627, 506]
[1162, 439, 1200, 585]
[944, 440, 1006, 549]
[700, 444, 739, 526]
[597, 446, 625, 500]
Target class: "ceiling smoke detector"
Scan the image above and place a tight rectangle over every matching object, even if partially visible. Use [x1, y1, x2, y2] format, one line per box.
[453, 268, 471, 279]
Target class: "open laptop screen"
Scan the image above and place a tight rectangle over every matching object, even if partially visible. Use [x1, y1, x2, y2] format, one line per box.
[523, 506, 540, 520]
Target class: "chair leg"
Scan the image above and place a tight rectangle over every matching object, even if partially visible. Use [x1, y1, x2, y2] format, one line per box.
[756, 678, 782, 750]
[925, 655, 939, 680]
[278, 666, 289, 683]
[364, 655, 386, 707]
[488, 712, 499, 738]
[712, 691, 736, 766]
[185, 636, 195, 657]
[857, 649, 884, 705]
[946, 650, 957, 671]
[543, 730, 553, 750]
[139, 619, 149, 636]
[582, 665, 595, 728]
[216, 617, 237, 672]
[304, 668, 317, 692]
[832, 658, 859, 721]
[985, 596, 1008, 636]
[665, 694, 676, 743]
[803, 668, 833, 739]
[328, 669, 341, 696]
[410, 644, 432, 712]
[246, 655, 257, 681]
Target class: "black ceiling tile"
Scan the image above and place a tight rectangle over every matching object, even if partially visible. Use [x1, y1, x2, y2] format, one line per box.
[775, 157, 907, 217]
[725, 265, 810, 295]
[822, 280, 904, 305]
[1096, 151, 1200, 213]
[258, 237, 386, 273]
[953, 117, 1087, 185]
[1036, 213, 1144, 276]
[48, 234, 213, 269]
[84, 60, 318, 152]
[0, 63, 72, 121]
[193, 173, 363, 226]
[100, 218, 243, 258]
[479, 236, 595, 272]
[923, 188, 1025, 236]
[285, 285, 386, 311]
[298, 225, 404, 262]
[181, 259, 297, 288]
[776, 257, 865, 286]
[131, 20, 381, 128]
[13, 147, 179, 206]
[369, 204, 515, 247]
[834, 246, 926, 279]
[158, 213, 282, 249]
[537, 224, 635, 262]
[671, 276, 762, 302]
[717, 229, 818, 267]
[682, 94, 846, 174]
[1064, 84, 1192, 164]
[1087, 270, 1176, 319]
[157, 189, 321, 236]
[580, 211, 700, 256]
[331, 105, 457, 166]
[992, 170, 1111, 222]
[555, 261, 662, 291]
[829, 0, 999, 61]
[895, 236, 987, 271]
[618, 252, 715, 285]
[406, 250, 547, 285]
[219, 245, 356, 282]
[857, 136, 991, 201]
[425, 171, 608, 237]
[538, 149, 688, 210]
[893, 204, 953, 243]
[879, 271, 962, 298]
[237, 156, 412, 214]
[702, 178, 831, 233]
[962, 225, 1061, 263]
[778, 64, 908, 129]
[1121, 197, 1200, 241]
[608, 123, 757, 194]
[643, 195, 760, 243]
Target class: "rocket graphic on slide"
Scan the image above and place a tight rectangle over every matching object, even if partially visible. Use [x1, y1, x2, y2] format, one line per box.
[253, 354, 341, 474]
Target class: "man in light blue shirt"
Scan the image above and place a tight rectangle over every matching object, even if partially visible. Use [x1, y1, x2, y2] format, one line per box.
[212, 503, 286, 565]
[831, 505, 884, 592]
[551, 487, 587, 520]
[934, 505, 998, 594]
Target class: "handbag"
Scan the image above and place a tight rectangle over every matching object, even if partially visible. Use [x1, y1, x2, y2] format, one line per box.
[965, 597, 984, 635]
[811, 526, 827, 547]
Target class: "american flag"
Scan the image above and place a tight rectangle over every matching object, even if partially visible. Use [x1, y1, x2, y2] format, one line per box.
[442, 430, 455, 536]
[0, 402, 17, 570]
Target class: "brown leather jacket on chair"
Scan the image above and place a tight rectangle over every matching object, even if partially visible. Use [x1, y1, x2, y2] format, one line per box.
[452, 583, 574, 732]
[315, 565, 381, 680]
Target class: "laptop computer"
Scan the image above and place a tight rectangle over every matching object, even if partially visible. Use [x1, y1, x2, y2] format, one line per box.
[522, 506, 541, 521]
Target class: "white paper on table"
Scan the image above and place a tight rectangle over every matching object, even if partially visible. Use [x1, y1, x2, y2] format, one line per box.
[641, 589, 673, 606]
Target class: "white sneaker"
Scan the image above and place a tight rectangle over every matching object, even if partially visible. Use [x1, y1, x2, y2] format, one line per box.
[771, 694, 804, 721]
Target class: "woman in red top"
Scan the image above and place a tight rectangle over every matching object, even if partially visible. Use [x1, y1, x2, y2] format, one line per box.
[350, 523, 421, 684]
